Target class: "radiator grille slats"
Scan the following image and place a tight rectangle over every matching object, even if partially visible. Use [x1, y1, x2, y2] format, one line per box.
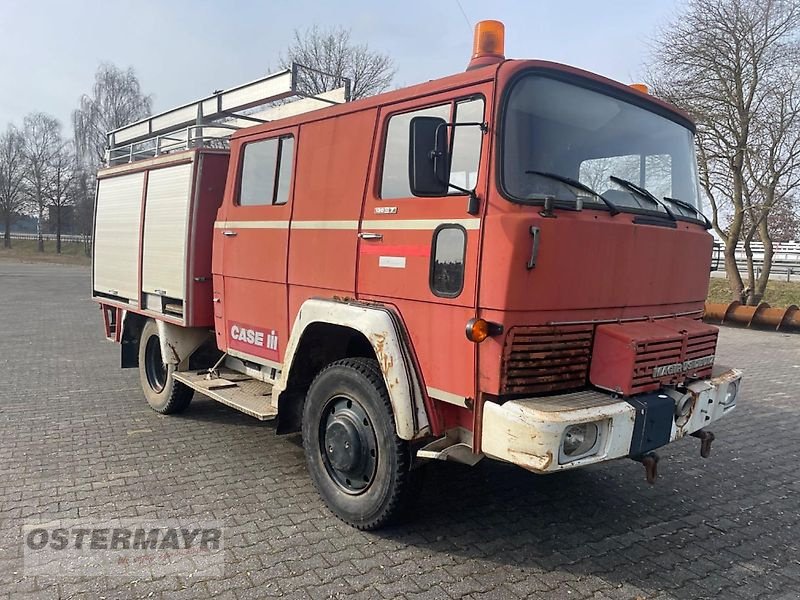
[501, 325, 594, 395]
[503, 318, 719, 398]
[628, 329, 718, 394]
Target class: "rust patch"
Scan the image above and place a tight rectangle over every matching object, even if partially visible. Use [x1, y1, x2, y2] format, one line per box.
[166, 341, 181, 363]
[540, 450, 553, 470]
[709, 368, 742, 386]
[371, 332, 395, 380]
[510, 449, 553, 472]
[500, 325, 594, 395]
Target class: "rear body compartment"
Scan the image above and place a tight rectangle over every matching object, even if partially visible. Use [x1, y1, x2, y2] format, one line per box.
[92, 149, 229, 327]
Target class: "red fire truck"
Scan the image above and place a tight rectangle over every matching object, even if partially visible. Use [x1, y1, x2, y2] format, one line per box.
[93, 21, 741, 529]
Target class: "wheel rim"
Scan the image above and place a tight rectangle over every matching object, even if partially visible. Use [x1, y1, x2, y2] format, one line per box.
[144, 336, 167, 393]
[319, 394, 378, 495]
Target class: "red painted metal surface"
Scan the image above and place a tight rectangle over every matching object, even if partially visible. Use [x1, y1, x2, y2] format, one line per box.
[187, 152, 229, 326]
[590, 317, 718, 396]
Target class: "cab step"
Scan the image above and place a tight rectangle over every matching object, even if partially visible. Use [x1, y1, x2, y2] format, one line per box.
[172, 368, 278, 420]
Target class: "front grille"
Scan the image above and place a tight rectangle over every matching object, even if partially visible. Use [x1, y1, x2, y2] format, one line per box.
[630, 328, 718, 394]
[500, 325, 594, 395]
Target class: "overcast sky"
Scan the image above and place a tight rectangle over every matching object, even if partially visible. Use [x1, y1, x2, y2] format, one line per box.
[0, 0, 682, 131]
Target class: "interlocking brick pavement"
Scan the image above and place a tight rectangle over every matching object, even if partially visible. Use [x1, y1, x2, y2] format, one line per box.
[0, 262, 798, 599]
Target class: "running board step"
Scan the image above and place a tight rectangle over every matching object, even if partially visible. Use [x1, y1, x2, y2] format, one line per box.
[417, 435, 483, 466]
[173, 368, 278, 420]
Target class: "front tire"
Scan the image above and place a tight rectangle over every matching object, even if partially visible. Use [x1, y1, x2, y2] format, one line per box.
[302, 357, 411, 530]
[138, 320, 193, 414]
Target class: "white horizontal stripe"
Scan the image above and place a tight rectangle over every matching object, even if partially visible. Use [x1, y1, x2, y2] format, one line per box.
[290, 220, 359, 230]
[215, 221, 289, 229]
[362, 218, 480, 230]
[215, 218, 481, 231]
[427, 387, 469, 408]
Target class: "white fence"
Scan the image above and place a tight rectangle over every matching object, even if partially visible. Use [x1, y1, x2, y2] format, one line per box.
[9, 233, 85, 243]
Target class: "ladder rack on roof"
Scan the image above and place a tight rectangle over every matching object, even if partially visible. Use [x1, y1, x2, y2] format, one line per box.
[105, 63, 350, 167]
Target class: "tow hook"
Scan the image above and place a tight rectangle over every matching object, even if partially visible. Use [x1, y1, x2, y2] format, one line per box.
[691, 429, 715, 458]
[632, 452, 660, 485]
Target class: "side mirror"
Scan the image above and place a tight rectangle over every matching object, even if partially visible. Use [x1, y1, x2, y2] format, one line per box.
[409, 116, 449, 196]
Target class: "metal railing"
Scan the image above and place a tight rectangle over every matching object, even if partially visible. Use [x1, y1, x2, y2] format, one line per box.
[104, 63, 351, 168]
[712, 241, 800, 281]
[106, 124, 239, 166]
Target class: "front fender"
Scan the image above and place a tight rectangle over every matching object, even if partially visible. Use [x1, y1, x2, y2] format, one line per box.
[274, 298, 430, 440]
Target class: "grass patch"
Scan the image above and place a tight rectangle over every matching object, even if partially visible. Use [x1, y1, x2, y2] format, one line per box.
[708, 277, 800, 307]
[0, 238, 91, 266]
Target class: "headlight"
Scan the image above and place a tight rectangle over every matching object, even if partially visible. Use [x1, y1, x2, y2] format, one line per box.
[675, 394, 694, 426]
[722, 380, 739, 407]
[561, 423, 599, 459]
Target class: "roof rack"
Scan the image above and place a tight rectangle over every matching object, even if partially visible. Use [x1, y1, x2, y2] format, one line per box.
[105, 63, 350, 167]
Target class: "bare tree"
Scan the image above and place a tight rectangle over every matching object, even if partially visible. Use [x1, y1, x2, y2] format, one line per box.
[766, 198, 800, 241]
[46, 142, 78, 254]
[647, 0, 800, 304]
[0, 125, 26, 248]
[73, 63, 152, 170]
[280, 26, 395, 100]
[73, 169, 94, 256]
[21, 113, 62, 252]
[71, 63, 151, 256]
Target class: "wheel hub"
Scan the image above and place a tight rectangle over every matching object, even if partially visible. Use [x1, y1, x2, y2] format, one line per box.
[320, 395, 377, 494]
[325, 419, 362, 471]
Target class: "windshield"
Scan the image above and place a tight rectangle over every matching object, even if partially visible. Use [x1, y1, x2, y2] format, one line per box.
[501, 74, 701, 219]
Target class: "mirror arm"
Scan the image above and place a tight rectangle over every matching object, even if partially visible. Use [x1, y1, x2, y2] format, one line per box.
[446, 180, 480, 215]
[427, 120, 485, 215]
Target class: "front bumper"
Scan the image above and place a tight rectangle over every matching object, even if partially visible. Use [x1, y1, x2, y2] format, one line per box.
[480, 367, 742, 473]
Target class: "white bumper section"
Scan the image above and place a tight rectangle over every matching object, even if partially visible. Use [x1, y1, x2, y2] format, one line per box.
[481, 368, 742, 474]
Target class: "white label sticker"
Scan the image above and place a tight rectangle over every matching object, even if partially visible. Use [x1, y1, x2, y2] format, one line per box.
[378, 256, 406, 269]
[374, 206, 398, 214]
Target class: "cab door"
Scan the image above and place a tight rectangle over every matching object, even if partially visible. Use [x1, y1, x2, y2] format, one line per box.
[356, 88, 490, 402]
[217, 126, 297, 369]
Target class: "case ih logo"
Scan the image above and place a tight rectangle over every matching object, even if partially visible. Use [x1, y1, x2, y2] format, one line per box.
[229, 323, 278, 359]
[653, 355, 715, 378]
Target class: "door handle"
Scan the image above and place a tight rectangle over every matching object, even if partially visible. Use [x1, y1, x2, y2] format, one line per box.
[222, 230, 238, 237]
[358, 232, 383, 240]
[526, 226, 540, 269]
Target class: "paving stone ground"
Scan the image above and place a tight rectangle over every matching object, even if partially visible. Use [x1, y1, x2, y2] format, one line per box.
[0, 262, 798, 600]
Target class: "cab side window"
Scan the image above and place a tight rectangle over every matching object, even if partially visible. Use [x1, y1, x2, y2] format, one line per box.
[381, 105, 450, 199]
[449, 98, 484, 191]
[380, 97, 485, 199]
[238, 135, 294, 206]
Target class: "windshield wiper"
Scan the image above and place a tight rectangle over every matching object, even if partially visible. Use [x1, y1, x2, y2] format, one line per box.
[609, 175, 677, 222]
[663, 196, 712, 229]
[526, 170, 620, 215]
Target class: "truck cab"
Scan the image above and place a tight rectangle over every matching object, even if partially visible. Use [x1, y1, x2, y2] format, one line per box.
[93, 21, 741, 530]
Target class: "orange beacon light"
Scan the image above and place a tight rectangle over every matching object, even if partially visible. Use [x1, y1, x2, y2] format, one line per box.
[468, 20, 506, 70]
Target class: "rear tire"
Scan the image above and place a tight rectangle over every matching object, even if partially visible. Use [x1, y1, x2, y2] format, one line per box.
[138, 320, 193, 414]
[302, 357, 411, 530]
